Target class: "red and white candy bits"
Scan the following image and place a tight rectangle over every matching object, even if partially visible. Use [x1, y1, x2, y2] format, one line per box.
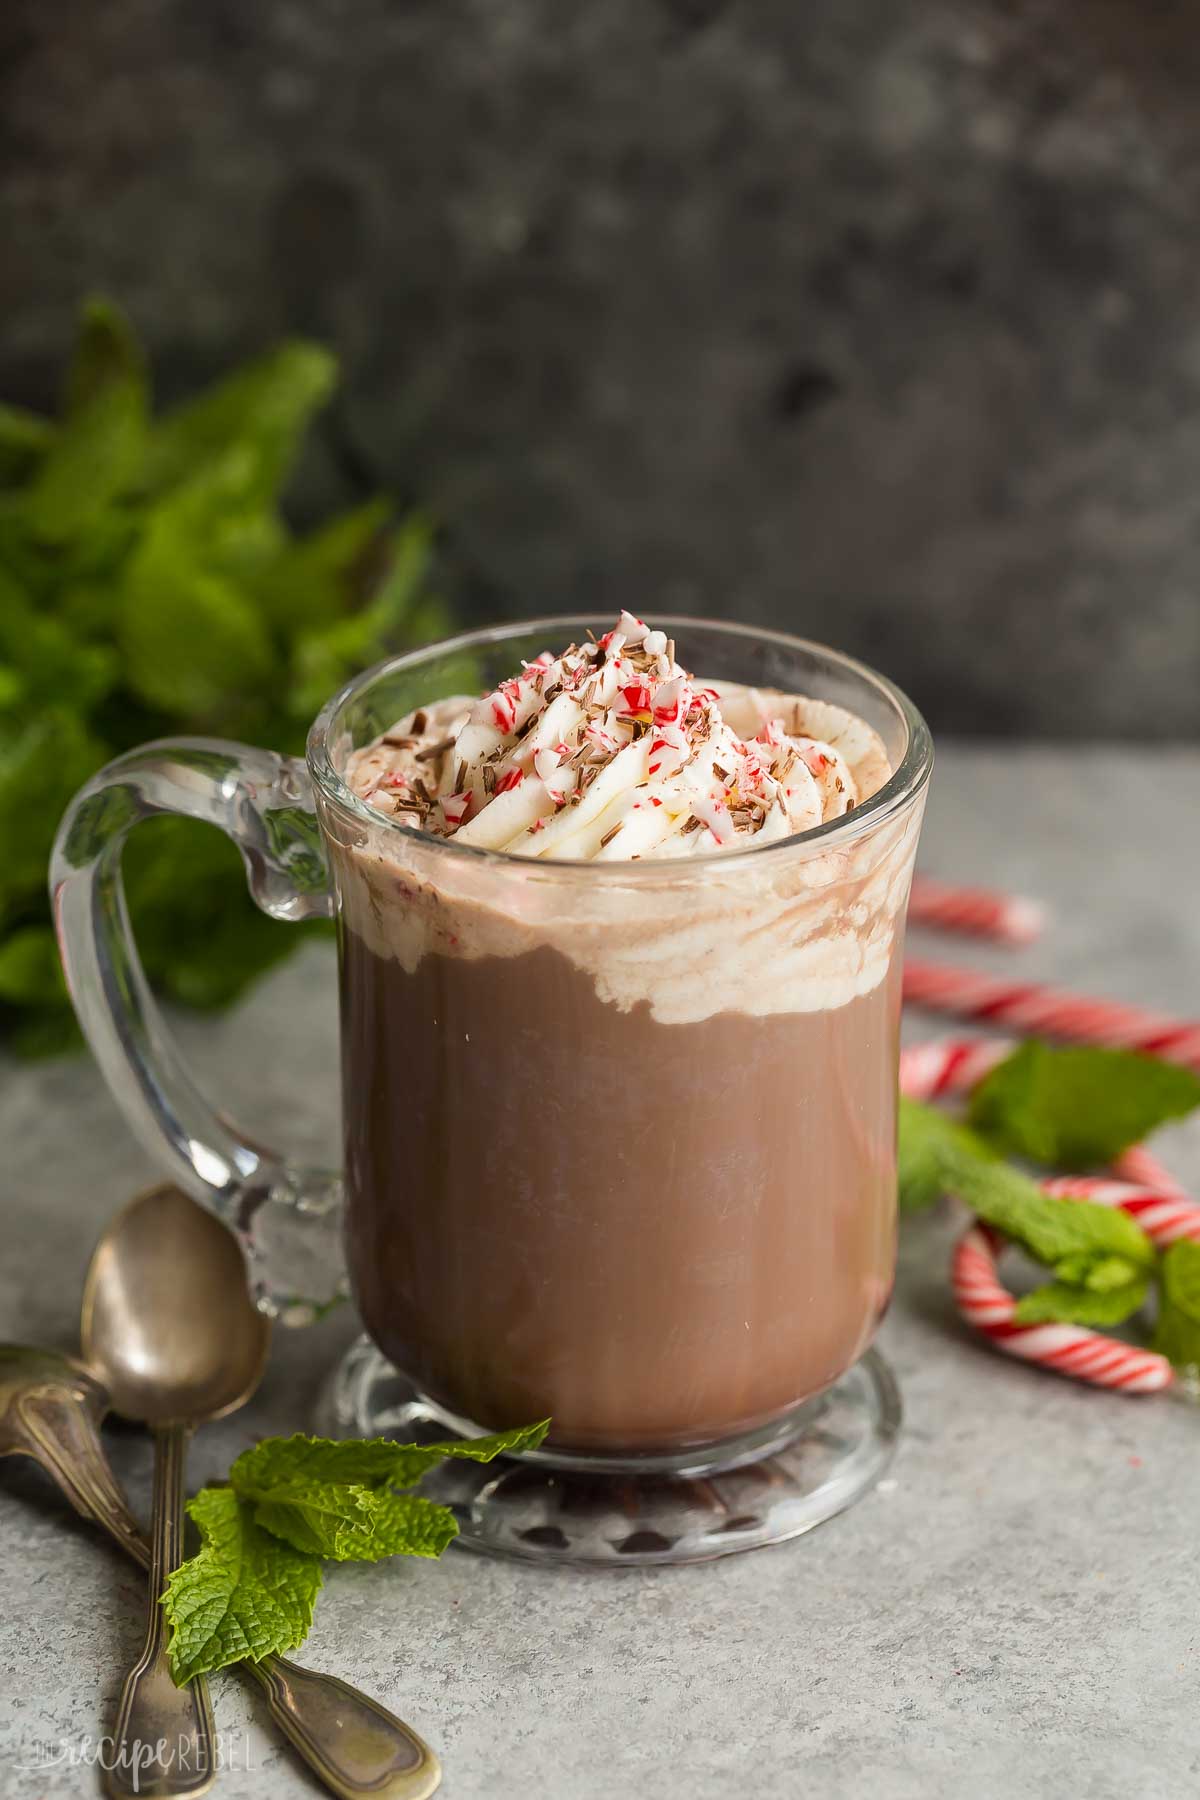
[901, 1035, 1200, 1395]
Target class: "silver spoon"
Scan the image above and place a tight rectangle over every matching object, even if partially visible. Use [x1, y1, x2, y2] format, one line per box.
[73, 1181, 440, 1799]
[82, 1188, 262, 1796]
[0, 1342, 441, 1798]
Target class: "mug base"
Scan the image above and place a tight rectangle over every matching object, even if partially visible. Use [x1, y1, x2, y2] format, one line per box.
[315, 1337, 901, 1567]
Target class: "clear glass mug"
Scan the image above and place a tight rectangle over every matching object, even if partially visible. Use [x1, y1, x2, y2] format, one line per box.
[52, 617, 932, 1553]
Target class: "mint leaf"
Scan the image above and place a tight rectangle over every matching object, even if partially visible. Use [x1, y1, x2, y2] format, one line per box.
[968, 1040, 1200, 1168]
[944, 1151, 1156, 1275]
[382, 1420, 552, 1488]
[1153, 1240, 1200, 1375]
[231, 1434, 407, 1495]
[231, 1423, 545, 1563]
[897, 1096, 998, 1212]
[26, 379, 145, 542]
[1013, 1275, 1150, 1328]
[1051, 1251, 1143, 1291]
[139, 443, 281, 548]
[254, 497, 393, 631]
[64, 298, 147, 418]
[246, 1481, 381, 1560]
[0, 572, 119, 714]
[161, 1487, 322, 1686]
[348, 1493, 459, 1558]
[119, 557, 275, 720]
[26, 301, 147, 543]
[253, 1489, 458, 1562]
[287, 516, 440, 721]
[145, 342, 336, 502]
[231, 1419, 549, 1501]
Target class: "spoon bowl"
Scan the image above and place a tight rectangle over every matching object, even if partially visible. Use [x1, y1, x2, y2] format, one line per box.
[81, 1184, 271, 1799]
[81, 1185, 269, 1425]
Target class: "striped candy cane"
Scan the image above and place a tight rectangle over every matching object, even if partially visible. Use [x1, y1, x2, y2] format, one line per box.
[951, 1218, 1174, 1393]
[1112, 1142, 1193, 1201]
[903, 960, 1200, 1069]
[901, 1035, 1200, 1393]
[908, 877, 1046, 945]
[899, 1036, 1013, 1102]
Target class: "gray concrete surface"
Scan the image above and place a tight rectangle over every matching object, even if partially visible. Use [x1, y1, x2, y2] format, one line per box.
[5, 2, 1200, 736]
[2, 743, 1199, 1799]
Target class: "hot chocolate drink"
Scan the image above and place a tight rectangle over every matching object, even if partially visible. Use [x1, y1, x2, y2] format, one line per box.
[326, 614, 920, 1456]
[341, 937, 900, 1451]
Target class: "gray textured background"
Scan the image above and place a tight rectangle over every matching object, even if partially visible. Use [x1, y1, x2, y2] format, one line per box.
[4, 0, 1200, 735]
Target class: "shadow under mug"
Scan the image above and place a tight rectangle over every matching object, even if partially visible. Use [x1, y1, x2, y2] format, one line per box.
[52, 616, 932, 1561]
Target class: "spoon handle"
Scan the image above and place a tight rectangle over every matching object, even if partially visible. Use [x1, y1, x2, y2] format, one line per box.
[244, 1658, 442, 1800]
[18, 1383, 148, 1572]
[104, 1423, 216, 1800]
[18, 1385, 441, 1799]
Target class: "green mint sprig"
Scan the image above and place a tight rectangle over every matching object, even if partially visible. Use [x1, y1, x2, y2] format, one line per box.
[163, 1487, 324, 1682]
[899, 1038, 1200, 1351]
[162, 1422, 549, 1686]
[1012, 1276, 1150, 1329]
[967, 1041, 1200, 1169]
[0, 297, 450, 1056]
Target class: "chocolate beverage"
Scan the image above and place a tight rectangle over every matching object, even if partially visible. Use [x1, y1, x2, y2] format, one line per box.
[340, 928, 902, 1456]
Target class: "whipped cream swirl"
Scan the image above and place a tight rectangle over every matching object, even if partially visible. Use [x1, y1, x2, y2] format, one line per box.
[346, 613, 889, 861]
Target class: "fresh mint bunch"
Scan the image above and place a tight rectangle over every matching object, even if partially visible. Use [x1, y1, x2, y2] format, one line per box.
[162, 1422, 549, 1685]
[899, 1038, 1200, 1351]
[967, 1041, 1200, 1168]
[0, 298, 450, 1056]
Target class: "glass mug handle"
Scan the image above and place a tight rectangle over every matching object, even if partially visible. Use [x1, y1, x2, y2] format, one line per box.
[50, 738, 345, 1323]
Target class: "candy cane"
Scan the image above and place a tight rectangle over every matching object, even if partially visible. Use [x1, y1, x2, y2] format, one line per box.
[903, 960, 1200, 1069]
[908, 877, 1046, 945]
[899, 1036, 1014, 1103]
[1112, 1142, 1193, 1201]
[1039, 1175, 1200, 1248]
[901, 1034, 1200, 1393]
[951, 1220, 1174, 1393]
